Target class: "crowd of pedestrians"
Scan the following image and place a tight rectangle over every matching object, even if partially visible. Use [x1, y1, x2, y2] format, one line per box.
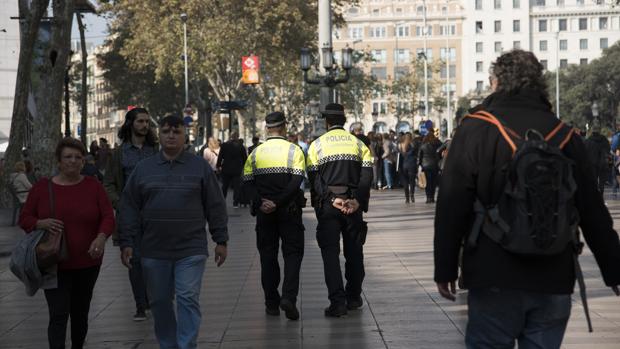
[5, 49, 620, 349]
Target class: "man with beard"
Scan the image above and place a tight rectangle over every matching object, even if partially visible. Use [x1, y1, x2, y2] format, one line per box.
[104, 107, 157, 321]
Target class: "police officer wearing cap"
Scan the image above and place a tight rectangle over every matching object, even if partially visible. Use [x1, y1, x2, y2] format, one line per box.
[242, 112, 306, 320]
[307, 103, 373, 317]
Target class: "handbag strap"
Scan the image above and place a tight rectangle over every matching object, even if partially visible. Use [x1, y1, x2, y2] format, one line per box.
[47, 178, 55, 219]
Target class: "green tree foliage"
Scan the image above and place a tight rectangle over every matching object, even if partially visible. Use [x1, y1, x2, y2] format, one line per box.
[337, 50, 381, 122]
[546, 41, 620, 131]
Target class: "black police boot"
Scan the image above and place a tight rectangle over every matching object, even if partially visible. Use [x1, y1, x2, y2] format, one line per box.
[324, 304, 347, 317]
[346, 297, 364, 310]
[279, 299, 300, 320]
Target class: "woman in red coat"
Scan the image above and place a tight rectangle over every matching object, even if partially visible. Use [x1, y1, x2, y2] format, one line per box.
[20, 138, 115, 349]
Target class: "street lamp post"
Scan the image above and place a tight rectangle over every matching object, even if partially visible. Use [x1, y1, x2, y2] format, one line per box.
[445, 0, 452, 136]
[394, 20, 406, 123]
[555, 30, 560, 119]
[64, 62, 72, 138]
[422, 0, 429, 119]
[181, 13, 189, 106]
[301, 0, 353, 135]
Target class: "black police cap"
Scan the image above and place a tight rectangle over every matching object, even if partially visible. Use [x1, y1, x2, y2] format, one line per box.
[265, 112, 286, 128]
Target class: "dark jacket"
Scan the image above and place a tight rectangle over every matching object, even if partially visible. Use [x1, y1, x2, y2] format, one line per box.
[418, 139, 441, 170]
[585, 133, 611, 170]
[402, 139, 421, 171]
[216, 140, 247, 176]
[434, 89, 620, 294]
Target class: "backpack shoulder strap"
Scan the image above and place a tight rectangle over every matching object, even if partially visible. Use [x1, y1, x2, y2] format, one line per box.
[544, 122, 576, 150]
[463, 110, 519, 155]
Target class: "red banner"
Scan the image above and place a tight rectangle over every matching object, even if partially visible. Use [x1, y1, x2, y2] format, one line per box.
[242, 55, 260, 84]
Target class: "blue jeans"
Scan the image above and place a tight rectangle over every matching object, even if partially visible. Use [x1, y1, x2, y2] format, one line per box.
[382, 159, 393, 188]
[466, 288, 571, 349]
[142, 255, 207, 349]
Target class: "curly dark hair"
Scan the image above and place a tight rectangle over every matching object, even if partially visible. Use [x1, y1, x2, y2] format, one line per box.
[490, 50, 549, 99]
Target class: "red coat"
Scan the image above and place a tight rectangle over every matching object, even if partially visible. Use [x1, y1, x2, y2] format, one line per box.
[19, 176, 115, 270]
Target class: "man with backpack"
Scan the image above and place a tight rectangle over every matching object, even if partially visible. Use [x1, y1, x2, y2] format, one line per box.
[434, 50, 620, 348]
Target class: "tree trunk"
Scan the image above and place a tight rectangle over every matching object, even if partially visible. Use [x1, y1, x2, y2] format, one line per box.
[1, 0, 50, 207]
[31, 0, 75, 177]
[77, 14, 88, 145]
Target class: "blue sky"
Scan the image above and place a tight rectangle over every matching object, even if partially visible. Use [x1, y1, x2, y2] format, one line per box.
[71, 12, 109, 46]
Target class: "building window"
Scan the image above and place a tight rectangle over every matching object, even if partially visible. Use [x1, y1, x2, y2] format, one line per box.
[416, 25, 432, 36]
[601, 38, 609, 49]
[495, 0, 502, 9]
[349, 27, 363, 39]
[579, 18, 587, 30]
[394, 66, 409, 79]
[440, 65, 457, 79]
[370, 27, 387, 38]
[539, 20, 547, 32]
[576, 0, 584, 5]
[494, 21, 502, 33]
[513, 0, 520, 8]
[476, 61, 483, 72]
[476, 21, 483, 34]
[440, 25, 456, 36]
[372, 9, 380, 15]
[396, 25, 410, 37]
[599, 17, 608, 30]
[476, 42, 483, 53]
[513, 20, 520, 32]
[560, 59, 568, 68]
[557, 0, 564, 5]
[495, 41, 502, 53]
[580, 58, 588, 65]
[560, 39, 567, 51]
[513, 41, 521, 49]
[559, 19, 567, 31]
[535, 0, 545, 5]
[417, 6, 424, 15]
[416, 48, 433, 61]
[476, 81, 484, 93]
[371, 67, 387, 80]
[539, 40, 548, 51]
[540, 60, 548, 70]
[371, 49, 387, 63]
[475, 0, 482, 10]
[579, 38, 588, 50]
[440, 48, 457, 61]
[394, 49, 410, 63]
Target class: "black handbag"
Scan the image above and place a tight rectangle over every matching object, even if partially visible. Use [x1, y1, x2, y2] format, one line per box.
[35, 179, 68, 270]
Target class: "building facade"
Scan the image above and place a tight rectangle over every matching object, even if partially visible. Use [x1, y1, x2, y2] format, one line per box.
[66, 43, 125, 147]
[333, 0, 465, 134]
[462, 0, 620, 94]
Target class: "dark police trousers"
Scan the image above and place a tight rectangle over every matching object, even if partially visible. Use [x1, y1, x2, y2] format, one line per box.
[316, 203, 366, 306]
[256, 205, 305, 307]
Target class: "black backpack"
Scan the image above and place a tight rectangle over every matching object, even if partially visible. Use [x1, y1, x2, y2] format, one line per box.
[465, 110, 593, 331]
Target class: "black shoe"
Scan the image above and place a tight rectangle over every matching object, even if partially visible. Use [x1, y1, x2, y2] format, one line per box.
[133, 307, 147, 321]
[346, 297, 364, 310]
[324, 304, 347, 317]
[405, 198, 410, 204]
[280, 299, 300, 320]
[265, 306, 280, 316]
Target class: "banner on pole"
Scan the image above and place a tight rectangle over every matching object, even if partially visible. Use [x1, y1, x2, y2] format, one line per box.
[241, 55, 260, 84]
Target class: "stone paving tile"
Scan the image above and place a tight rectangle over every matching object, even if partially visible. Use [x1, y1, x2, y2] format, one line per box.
[1, 190, 620, 348]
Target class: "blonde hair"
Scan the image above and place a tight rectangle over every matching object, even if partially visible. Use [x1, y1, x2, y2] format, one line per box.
[14, 161, 26, 172]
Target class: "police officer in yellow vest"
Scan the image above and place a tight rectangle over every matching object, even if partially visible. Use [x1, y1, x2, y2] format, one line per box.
[307, 103, 373, 317]
[242, 111, 306, 320]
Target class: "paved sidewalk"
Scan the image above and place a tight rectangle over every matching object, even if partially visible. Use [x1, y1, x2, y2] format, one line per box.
[0, 190, 619, 348]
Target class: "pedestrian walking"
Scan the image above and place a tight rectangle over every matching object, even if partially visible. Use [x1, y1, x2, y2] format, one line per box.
[418, 130, 442, 203]
[202, 136, 221, 171]
[242, 112, 306, 320]
[585, 126, 611, 195]
[381, 133, 396, 189]
[247, 136, 261, 155]
[398, 133, 420, 203]
[434, 49, 620, 349]
[19, 137, 115, 349]
[118, 115, 228, 349]
[10, 161, 33, 204]
[217, 131, 247, 208]
[307, 103, 373, 317]
[104, 107, 157, 321]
